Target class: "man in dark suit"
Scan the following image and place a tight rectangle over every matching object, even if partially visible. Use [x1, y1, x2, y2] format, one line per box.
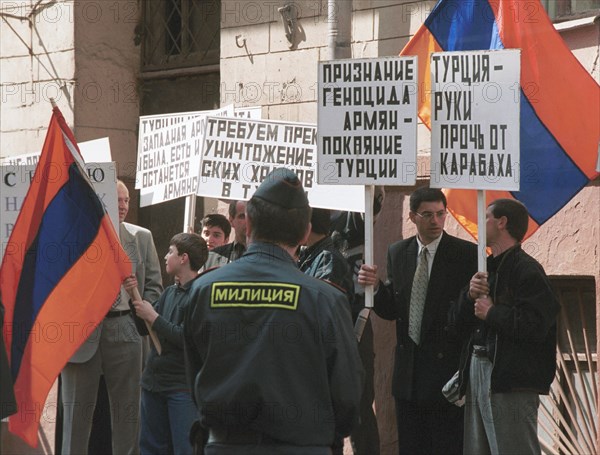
[359, 187, 477, 455]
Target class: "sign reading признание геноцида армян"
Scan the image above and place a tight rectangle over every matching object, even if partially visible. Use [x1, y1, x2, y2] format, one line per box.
[317, 57, 418, 186]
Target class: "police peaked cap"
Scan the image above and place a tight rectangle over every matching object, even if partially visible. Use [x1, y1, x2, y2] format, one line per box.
[252, 168, 309, 209]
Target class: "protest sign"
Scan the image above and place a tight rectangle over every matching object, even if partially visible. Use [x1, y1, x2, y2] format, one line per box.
[430, 49, 521, 190]
[136, 107, 233, 206]
[1, 162, 118, 261]
[430, 49, 521, 272]
[0, 137, 112, 166]
[234, 106, 262, 119]
[317, 57, 419, 313]
[198, 116, 364, 211]
[317, 57, 418, 185]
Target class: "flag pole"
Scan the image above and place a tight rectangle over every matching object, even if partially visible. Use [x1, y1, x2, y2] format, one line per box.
[1, 106, 135, 446]
[49, 96, 162, 354]
[127, 287, 162, 355]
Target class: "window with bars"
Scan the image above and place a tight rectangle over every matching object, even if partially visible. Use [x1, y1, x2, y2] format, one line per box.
[538, 276, 597, 455]
[141, 0, 220, 72]
[541, 0, 600, 21]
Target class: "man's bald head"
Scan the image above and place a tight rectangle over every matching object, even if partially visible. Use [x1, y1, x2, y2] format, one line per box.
[117, 180, 129, 223]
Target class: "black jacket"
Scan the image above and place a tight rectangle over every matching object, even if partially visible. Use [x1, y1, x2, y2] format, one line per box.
[374, 232, 478, 402]
[453, 244, 559, 395]
[298, 236, 354, 307]
[184, 242, 363, 446]
[203, 241, 246, 269]
[141, 275, 201, 392]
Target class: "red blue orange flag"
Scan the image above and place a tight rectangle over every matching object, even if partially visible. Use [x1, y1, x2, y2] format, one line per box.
[0, 106, 132, 446]
[401, 0, 600, 240]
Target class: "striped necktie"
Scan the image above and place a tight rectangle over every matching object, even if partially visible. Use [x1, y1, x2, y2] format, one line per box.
[110, 288, 121, 311]
[408, 247, 429, 345]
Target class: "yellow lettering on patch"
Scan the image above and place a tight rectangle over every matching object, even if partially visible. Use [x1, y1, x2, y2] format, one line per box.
[211, 282, 300, 310]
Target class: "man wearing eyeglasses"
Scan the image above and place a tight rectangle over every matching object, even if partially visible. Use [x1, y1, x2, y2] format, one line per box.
[358, 187, 477, 455]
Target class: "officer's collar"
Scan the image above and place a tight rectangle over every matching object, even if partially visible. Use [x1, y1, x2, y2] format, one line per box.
[245, 241, 296, 264]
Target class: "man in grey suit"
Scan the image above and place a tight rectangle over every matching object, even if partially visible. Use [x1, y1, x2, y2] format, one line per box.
[61, 180, 163, 455]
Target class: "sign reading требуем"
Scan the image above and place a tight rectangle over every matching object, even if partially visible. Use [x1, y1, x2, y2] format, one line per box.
[317, 57, 418, 185]
[198, 116, 364, 212]
[430, 50, 521, 190]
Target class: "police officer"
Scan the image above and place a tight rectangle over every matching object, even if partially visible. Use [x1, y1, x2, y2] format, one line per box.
[184, 168, 363, 455]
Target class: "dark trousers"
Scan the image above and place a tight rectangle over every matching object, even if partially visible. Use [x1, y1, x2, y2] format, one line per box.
[395, 398, 463, 455]
[351, 321, 380, 455]
[89, 376, 113, 455]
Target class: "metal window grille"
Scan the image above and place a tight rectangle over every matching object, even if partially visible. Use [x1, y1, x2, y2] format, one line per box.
[539, 276, 597, 455]
[141, 0, 220, 72]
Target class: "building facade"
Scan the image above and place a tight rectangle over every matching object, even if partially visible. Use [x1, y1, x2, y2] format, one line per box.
[1, 0, 598, 453]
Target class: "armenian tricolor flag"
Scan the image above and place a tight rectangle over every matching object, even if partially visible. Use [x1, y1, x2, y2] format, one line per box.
[402, 0, 600, 240]
[0, 106, 131, 446]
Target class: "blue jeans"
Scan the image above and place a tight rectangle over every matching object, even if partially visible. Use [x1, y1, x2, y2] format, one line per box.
[140, 389, 198, 455]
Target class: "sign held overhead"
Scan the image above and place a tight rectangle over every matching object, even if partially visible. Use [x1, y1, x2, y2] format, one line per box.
[136, 106, 233, 207]
[317, 57, 418, 185]
[430, 50, 521, 190]
[198, 116, 364, 212]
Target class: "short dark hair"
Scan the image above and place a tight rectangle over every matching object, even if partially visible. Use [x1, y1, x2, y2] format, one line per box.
[311, 208, 331, 235]
[409, 187, 447, 212]
[246, 197, 311, 247]
[488, 199, 529, 242]
[201, 214, 231, 238]
[169, 233, 208, 270]
[228, 200, 241, 219]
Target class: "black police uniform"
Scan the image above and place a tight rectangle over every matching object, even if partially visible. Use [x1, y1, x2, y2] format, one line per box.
[183, 168, 363, 454]
[184, 242, 363, 454]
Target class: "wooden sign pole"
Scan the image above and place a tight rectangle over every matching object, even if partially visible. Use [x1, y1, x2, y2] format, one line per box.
[127, 287, 162, 355]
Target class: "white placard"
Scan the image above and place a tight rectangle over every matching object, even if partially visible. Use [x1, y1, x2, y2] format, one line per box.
[198, 116, 364, 212]
[430, 49, 521, 190]
[0, 152, 41, 167]
[234, 106, 262, 119]
[137, 116, 204, 206]
[0, 137, 113, 166]
[136, 107, 233, 206]
[77, 137, 112, 162]
[1, 162, 119, 261]
[317, 57, 418, 185]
